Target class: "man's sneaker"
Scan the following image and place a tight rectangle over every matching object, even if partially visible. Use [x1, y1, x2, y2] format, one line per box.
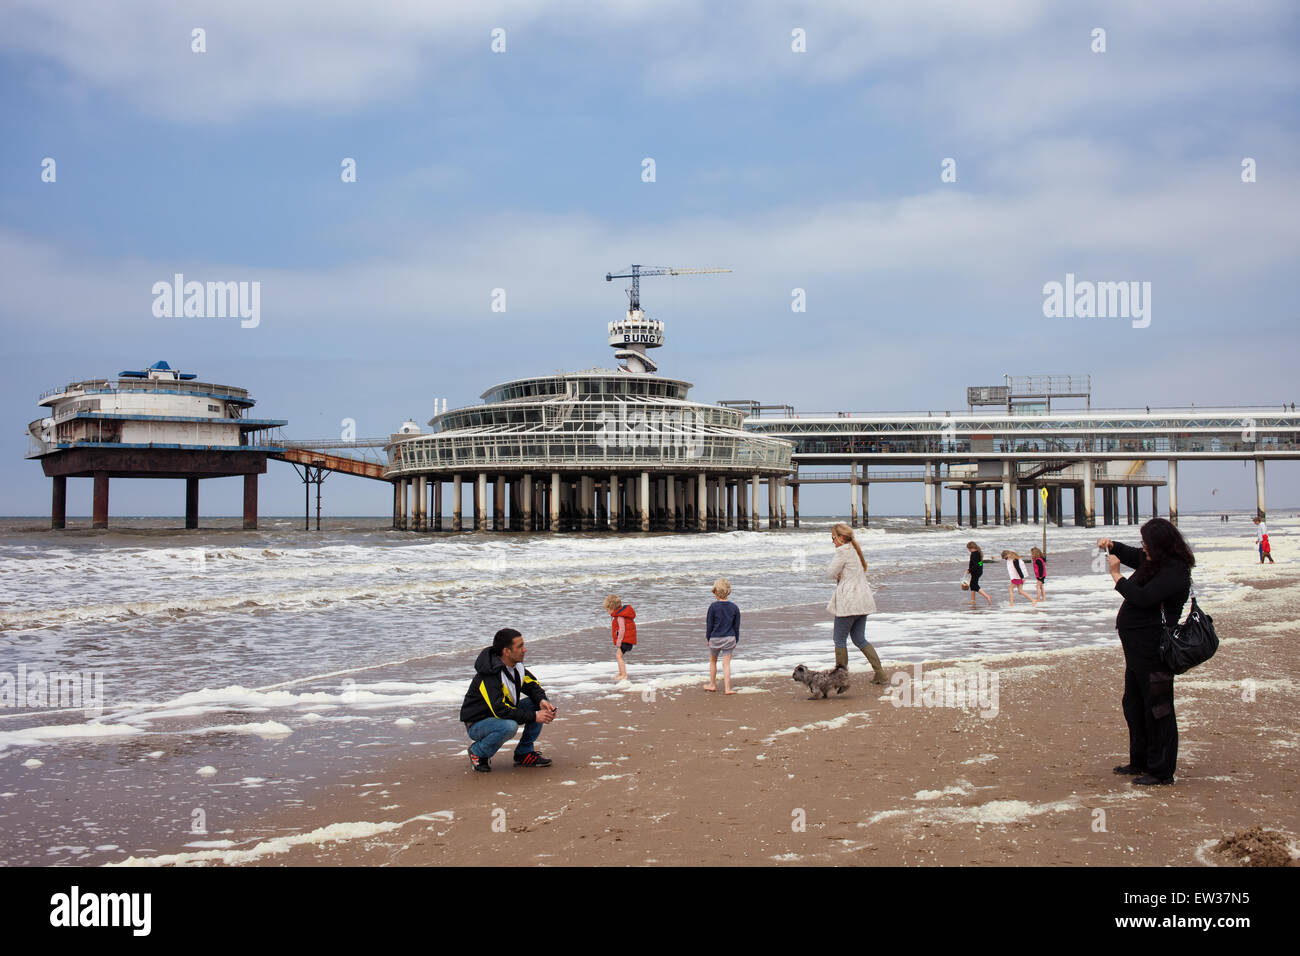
[468, 749, 491, 773]
[514, 751, 552, 768]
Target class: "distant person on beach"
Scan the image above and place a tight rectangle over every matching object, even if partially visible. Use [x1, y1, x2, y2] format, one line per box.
[966, 542, 992, 607]
[1099, 519, 1194, 786]
[1254, 517, 1275, 564]
[603, 594, 637, 680]
[1031, 547, 1047, 602]
[1000, 550, 1038, 606]
[704, 577, 740, 694]
[827, 522, 887, 683]
[459, 627, 555, 773]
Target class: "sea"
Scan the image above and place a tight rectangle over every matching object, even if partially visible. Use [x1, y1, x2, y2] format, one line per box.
[0, 512, 1283, 865]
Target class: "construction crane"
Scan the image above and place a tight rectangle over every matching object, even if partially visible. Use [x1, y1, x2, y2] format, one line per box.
[605, 264, 731, 312]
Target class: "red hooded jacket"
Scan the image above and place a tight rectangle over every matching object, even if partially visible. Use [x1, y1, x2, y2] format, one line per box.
[610, 604, 637, 646]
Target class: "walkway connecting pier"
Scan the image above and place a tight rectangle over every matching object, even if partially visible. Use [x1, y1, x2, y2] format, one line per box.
[743, 404, 1300, 529]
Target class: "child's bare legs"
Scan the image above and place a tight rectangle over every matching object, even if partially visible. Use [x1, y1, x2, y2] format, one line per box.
[615, 647, 628, 680]
[705, 653, 718, 691]
[1008, 584, 1015, 606]
[981, 587, 993, 607]
[722, 653, 735, 694]
[1035, 581, 1045, 601]
[1014, 583, 1038, 605]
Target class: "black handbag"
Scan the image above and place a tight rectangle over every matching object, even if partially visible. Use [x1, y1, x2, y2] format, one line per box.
[1159, 582, 1218, 674]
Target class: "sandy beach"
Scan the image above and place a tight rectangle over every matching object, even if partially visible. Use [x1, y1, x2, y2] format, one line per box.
[115, 547, 1300, 867]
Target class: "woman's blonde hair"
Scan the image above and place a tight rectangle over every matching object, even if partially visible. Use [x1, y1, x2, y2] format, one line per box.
[603, 594, 621, 612]
[1030, 547, 1043, 558]
[1001, 549, 1019, 560]
[831, 522, 867, 571]
[712, 578, 731, 599]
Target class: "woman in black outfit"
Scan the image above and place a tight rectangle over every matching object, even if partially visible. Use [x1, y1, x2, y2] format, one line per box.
[1098, 518, 1194, 786]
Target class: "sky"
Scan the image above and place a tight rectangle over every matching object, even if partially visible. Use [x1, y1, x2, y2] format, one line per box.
[1, 0, 1298, 519]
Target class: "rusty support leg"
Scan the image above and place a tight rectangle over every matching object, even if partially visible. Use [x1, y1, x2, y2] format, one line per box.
[243, 473, 258, 530]
[51, 476, 66, 530]
[186, 477, 199, 529]
[92, 471, 109, 529]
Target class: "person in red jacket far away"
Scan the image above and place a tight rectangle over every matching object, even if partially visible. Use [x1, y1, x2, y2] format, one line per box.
[603, 593, 637, 681]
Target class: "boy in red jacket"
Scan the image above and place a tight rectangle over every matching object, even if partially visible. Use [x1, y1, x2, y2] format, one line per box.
[603, 593, 637, 681]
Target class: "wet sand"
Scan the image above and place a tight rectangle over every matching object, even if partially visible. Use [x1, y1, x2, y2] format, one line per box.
[115, 550, 1300, 867]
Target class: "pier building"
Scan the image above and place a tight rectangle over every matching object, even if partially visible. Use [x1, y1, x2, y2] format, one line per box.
[384, 290, 793, 532]
[28, 361, 285, 529]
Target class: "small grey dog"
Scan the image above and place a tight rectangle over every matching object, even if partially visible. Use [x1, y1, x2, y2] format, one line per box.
[792, 664, 850, 699]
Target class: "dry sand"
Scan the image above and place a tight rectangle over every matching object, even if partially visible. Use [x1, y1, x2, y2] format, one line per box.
[123, 559, 1300, 867]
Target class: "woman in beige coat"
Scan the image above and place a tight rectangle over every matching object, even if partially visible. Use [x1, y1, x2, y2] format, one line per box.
[827, 522, 888, 683]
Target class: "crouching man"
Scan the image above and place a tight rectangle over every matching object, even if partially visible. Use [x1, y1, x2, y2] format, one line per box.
[460, 628, 556, 772]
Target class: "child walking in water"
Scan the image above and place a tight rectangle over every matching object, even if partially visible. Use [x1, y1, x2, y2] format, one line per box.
[1001, 550, 1038, 606]
[1254, 517, 1275, 564]
[966, 542, 993, 607]
[704, 578, 740, 694]
[1031, 547, 1047, 602]
[603, 594, 636, 680]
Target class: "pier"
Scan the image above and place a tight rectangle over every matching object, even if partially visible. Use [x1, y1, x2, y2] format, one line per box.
[741, 377, 1299, 529]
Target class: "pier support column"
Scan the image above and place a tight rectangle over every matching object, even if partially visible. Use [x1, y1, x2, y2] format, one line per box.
[91, 472, 110, 529]
[392, 481, 401, 530]
[610, 474, 620, 530]
[662, 474, 674, 530]
[723, 480, 733, 529]
[700, 474, 710, 532]
[51, 475, 66, 530]
[185, 477, 199, 530]
[924, 461, 933, 526]
[1033, 487, 1040, 525]
[1083, 463, 1096, 529]
[1255, 459, 1266, 520]
[995, 488, 1002, 525]
[849, 462, 859, 527]
[476, 473, 488, 532]
[750, 474, 760, 529]
[433, 481, 442, 531]
[493, 476, 505, 531]
[413, 476, 424, 531]
[780, 480, 788, 528]
[553, 476, 564, 535]
[934, 463, 943, 523]
[577, 476, 590, 530]
[861, 479, 869, 528]
[1055, 488, 1064, 528]
[792, 483, 800, 528]
[956, 489, 963, 527]
[452, 474, 463, 531]
[1001, 461, 1013, 526]
[640, 472, 650, 532]
[980, 489, 988, 526]
[1167, 460, 1178, 525]
[242, 473, 258, 530]
[767, 477, 777, 529]
[1019, 487, 1028, 524]
[969, 487, 977, 528]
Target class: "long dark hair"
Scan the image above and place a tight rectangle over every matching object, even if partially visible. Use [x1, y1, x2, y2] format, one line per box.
[1132, 518, 1195, 584]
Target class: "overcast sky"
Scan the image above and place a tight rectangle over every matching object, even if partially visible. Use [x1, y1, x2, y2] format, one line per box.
[2, 0, 1297, 519]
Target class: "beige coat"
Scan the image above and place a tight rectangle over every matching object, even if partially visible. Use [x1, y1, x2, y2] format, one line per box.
[827, 543, 876, 616]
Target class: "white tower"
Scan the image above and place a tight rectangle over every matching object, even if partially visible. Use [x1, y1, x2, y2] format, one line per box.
[604, 264, 730, 375]
[608, 309, 664, 374]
